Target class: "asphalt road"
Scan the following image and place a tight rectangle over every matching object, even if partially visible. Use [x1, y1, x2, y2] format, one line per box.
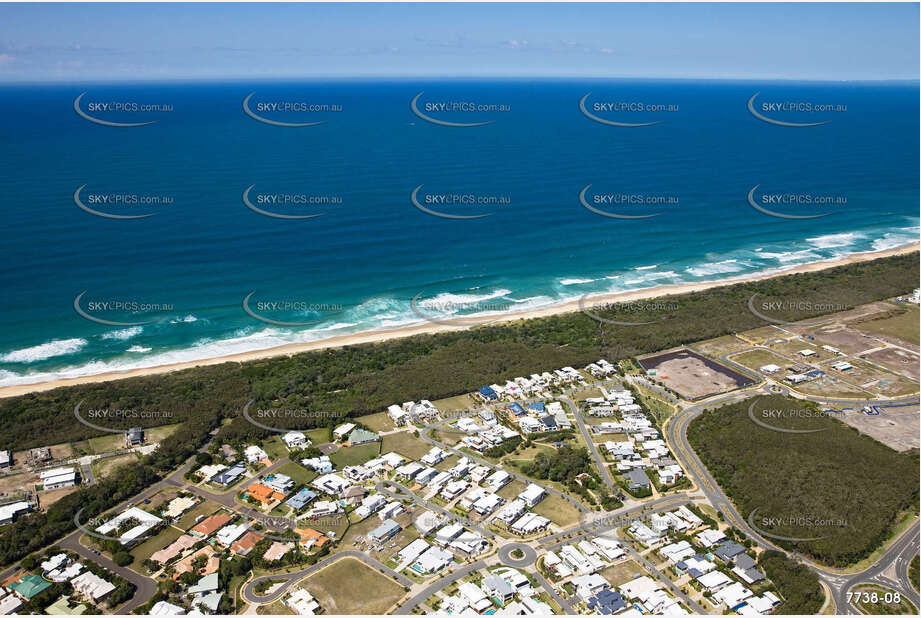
[560, 395, 616, 492]
[665, 385, 921, 614]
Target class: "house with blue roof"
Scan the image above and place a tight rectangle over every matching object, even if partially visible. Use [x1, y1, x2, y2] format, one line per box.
[478, 386, 498, 401]
[212, 462, 247, 487]
[285, 488, 318, 511]
[526, 401, 545, 413]
[508, 402, 526, 416]
[586, 589, 627, 615]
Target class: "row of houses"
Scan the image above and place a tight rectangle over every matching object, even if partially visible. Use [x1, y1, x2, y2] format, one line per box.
[476, 365, 589, 402]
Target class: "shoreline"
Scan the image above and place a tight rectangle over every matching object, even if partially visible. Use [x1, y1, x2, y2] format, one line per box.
[1, 242, 917, 399]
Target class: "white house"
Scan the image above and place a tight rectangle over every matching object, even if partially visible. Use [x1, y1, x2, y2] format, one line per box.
[518, 483, 546, 507]
[283, 432, 308, 450]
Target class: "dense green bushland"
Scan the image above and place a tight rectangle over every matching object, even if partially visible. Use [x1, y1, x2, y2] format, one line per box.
[1, 253, 915, 450]
[0, 253, 915, 567]
[758, 550, 825, 614]
[687, 395, 919, 567]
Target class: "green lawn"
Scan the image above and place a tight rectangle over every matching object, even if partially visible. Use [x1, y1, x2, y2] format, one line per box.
[360, 412, 398, 433]
[531, 493, 580, 528]
[92, 453, 141, 480]
[299, 557, 407, 614]
[273, 462, 317, 487]
[330, 442, 380, 467]
[728, 348, 793, 373]
[176, 500, 222, 530]
[87, 423, 182, 455]
[128, 525, 184, 573]
[381, 431, 432, 460]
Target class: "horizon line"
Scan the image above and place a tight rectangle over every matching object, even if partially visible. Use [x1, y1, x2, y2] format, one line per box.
[1, 74, 919, 87]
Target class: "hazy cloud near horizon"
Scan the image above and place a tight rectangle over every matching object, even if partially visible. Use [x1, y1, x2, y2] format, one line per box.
[0, 3, 917, 82]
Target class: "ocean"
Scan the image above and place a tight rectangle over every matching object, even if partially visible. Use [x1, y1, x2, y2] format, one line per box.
[0, 79, 917, 387]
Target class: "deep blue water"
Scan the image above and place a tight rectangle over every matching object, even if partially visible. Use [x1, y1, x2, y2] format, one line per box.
[0, 79, 917, 386]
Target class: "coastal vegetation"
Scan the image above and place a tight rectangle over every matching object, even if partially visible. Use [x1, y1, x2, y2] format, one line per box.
[757, 550, 824, 614]
[0, 253, 915, 566]
[0, 253, 915, 452]
[687, 395, 919, 567]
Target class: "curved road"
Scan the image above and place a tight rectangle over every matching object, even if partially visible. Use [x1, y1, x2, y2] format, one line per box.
[665, 386, 920, 614]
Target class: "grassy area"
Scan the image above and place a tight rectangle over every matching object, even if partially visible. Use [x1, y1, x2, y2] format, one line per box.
[727, 348, 793, 373]
[497, 480, 526, 501]
[356, 411, 396, 433]
[299, 557, 407, 614]
[738, 325, 786, 345]
[330, 442, 381, 468]
[128, 525, 184, 573]
[688, 395, 920, 568]
[692, 334, 752, 357]
[87, 423, 182, 454]
[600, 559, 644, 586]
[794, 375, 870, 399]
[531, 493, 580, 528]
[773, 340, 836, 363]
[843, 360, 918, 397]
[260, 436, 290, 461]
[431, 393, 477, 412]
[272, 462, 317, 486]
[175, 500, 222, 531]
[381, 431, 432, 460]
[851, 583, 918, 615]
[256, 599, 295, 614]
[855, 304, 920, 345]
[92, 453, 140, 480]
[571, 388, 603, 403]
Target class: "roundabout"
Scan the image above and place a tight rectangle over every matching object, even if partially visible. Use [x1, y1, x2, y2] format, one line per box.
[498, 542, 536, 568]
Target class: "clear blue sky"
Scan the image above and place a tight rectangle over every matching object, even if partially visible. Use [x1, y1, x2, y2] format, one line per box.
[0, 2, 917, 82]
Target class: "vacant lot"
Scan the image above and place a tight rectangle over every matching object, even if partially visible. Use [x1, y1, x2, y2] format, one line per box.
[176, 500, 223, 530]
[854, 304, 920, 345]
[834, 402, 920, 453]
[738, 325, 786, 345]
[381, 431, 431, 460]
[638, 349, 756, 400]
[688, 395, 920, 567]
[728, 348, 793, 373]
[601, 558, 644, 587]
[692, 334, 752, 357]
[831, 359, 917, 397]
[431, 393, 477, 413]
[93, 453, 140, 480]
[88, 423, 182, 455]
[861, 347, 920, 381]
[272, 462, 316, 487]
[359, 412, 397, 433]
[794, 375, 870, 399]
[532, 493, 580, 528]
[330, 442, 380, 468]
[300, 557, 406, 614]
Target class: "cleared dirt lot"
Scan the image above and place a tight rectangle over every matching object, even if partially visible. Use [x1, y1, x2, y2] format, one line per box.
[638, 349, 756, 400]
[861, 347, 920, 381]
[832, 402, 920, 452]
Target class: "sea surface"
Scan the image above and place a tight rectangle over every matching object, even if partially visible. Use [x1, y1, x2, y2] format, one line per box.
[0, 79, 917, 386]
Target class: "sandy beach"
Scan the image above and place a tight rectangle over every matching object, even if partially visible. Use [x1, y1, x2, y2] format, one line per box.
[1, 242, 917, 399]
